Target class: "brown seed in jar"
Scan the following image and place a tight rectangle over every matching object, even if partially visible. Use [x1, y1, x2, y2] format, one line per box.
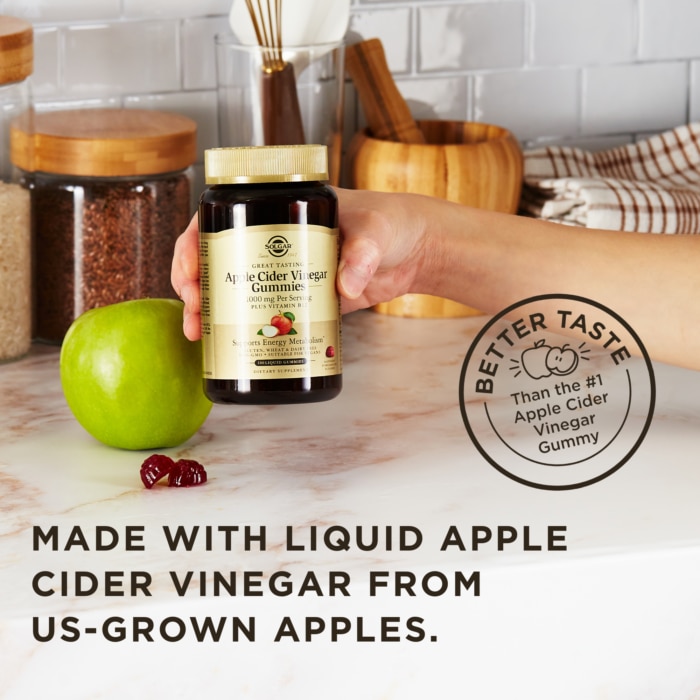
[31, 173, 191, 343]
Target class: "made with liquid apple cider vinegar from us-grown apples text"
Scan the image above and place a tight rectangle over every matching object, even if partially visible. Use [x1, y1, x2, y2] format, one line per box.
[198, 145, 342, 404]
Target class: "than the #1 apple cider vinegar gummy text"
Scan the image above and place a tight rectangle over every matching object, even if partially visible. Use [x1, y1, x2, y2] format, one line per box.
[198, 145, 342, 404]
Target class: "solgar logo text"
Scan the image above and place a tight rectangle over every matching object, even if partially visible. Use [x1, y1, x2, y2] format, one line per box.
[266, 236, 292, 258]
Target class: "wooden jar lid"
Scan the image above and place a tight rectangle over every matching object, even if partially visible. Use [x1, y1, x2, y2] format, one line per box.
[0, 16, 33, 84]
[11, 108, 198, 177]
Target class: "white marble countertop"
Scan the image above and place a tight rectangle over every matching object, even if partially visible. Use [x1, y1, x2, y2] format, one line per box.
[1, 310, 700, 699]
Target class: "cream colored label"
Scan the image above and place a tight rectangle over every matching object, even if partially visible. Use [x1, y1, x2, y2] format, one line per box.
[200, 223, 341, 380]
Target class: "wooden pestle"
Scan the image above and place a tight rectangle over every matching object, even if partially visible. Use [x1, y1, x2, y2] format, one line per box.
[345, 38, 425, 144]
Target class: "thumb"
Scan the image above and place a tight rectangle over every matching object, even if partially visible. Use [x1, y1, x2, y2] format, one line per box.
[337, 235, 382, 301]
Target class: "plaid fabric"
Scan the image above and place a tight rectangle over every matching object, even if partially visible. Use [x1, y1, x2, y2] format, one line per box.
[519, 123, 700, 233]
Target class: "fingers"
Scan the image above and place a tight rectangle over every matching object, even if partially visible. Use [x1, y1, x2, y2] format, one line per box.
[171, 212, 202, 341]
[182, 306, 202, 342]
[171, 213, 199, 296]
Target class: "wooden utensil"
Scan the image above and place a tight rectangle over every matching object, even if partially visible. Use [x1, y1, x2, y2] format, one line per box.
[345, 37, 425, 144]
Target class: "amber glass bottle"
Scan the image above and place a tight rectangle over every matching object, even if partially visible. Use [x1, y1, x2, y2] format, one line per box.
[199, 145, 342, 404]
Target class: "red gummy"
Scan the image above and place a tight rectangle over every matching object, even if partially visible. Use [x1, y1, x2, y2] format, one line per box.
[140, 454, 175, 489]
[168, 459, 207, 488]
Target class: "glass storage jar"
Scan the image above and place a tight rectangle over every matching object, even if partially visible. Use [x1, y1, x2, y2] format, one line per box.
[0, 16, 32, 361]
[10, 107, 197, 343]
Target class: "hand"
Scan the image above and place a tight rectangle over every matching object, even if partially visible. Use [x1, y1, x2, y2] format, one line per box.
[335, 187, 430, 312]
[170, 188, 431, 340]
[171, 213, 201, 341]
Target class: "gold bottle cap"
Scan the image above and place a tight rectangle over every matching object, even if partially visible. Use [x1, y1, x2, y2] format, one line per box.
[205, 145, 328, 185]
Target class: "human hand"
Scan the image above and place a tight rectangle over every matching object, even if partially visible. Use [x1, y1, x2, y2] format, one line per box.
[335, 187, 430, 312]
[171, 212, 201, 341]
[170, 188, 431, 340]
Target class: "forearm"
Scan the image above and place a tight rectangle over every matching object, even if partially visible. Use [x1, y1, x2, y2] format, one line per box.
[419, 199, 700, 369]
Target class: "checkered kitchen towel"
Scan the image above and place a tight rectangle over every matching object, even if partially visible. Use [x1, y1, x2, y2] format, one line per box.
[519, 123, 700, 233]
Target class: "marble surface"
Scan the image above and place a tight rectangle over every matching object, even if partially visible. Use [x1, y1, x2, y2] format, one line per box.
[1, 309, 700, 699]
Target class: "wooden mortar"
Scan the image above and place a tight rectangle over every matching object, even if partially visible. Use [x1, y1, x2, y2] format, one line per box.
[349, 119, 523, 318]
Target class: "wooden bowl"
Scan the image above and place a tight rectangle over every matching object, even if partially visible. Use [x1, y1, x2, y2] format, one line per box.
[348, 119, 523, 317]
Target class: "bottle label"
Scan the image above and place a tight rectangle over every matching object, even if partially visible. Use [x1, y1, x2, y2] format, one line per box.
[200, 223, 341, 381]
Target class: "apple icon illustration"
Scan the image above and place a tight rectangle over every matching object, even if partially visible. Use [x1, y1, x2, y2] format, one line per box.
[545, 344, 579, 376]
[270, 311, 295, 336]
[520, 339, 552, 380]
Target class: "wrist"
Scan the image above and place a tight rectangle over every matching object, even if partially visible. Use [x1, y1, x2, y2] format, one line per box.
[409, 196, 471, 298]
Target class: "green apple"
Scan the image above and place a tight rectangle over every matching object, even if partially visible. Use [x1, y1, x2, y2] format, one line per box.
[60, 298, 212, 450]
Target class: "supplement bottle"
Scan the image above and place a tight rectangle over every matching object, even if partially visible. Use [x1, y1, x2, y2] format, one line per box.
[199, 145, 342, 404]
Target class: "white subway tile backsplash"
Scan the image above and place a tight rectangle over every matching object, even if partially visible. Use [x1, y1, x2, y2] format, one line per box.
[639, 0, 700, 61]
[582, 62, 688, 135]
[347, 8, 412, 73]
[531, 0, 636, 67]
[31, 28, 59, 98]
[396, 76, 469, 121]
[474, 68, 579, 140]
[0, 0, 120, 22]
[418, 3, 525, 72]
[7, 0, 700, 163]
[63, 22, 181, 97]
[182, 17, 231, 91]
[122, 0, 230, 19]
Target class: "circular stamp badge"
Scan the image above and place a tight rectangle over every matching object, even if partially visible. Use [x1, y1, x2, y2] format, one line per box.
[459, 295, 655, 490]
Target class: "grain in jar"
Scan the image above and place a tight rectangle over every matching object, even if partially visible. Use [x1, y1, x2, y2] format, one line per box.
[0, 15, 32, 361]
[10, 108, 197, 343]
